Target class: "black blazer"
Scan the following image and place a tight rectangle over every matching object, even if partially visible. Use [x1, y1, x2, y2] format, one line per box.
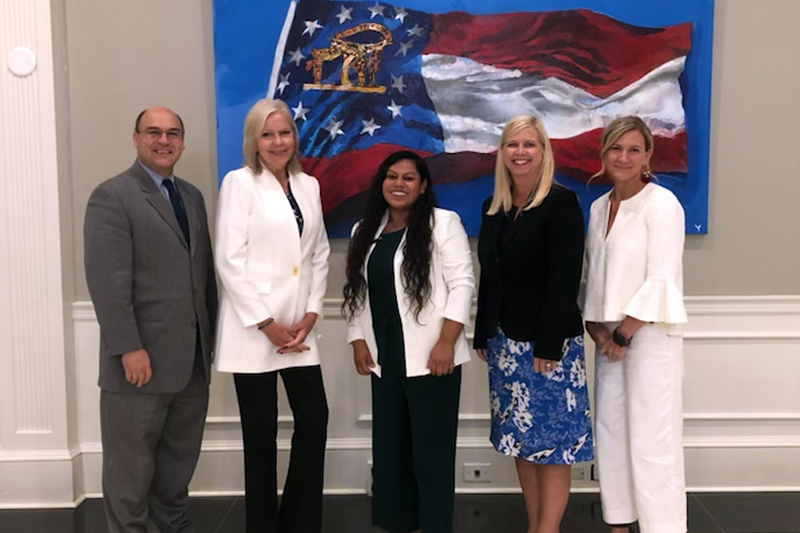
[474, 185, 584, 360]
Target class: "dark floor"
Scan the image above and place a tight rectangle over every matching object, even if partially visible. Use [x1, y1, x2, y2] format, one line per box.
[0, 493, 797, 533]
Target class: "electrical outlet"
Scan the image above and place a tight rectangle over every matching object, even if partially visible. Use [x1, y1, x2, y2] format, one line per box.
[571, 464, 588, 481]
[463, 462, 492, 483]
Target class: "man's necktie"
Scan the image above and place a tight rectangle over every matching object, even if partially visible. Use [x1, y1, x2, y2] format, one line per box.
[162, 179, 190, 246]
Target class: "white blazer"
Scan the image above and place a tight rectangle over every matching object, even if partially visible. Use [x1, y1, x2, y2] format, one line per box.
[346, 208, 475, 378]
[214, 166, 330, 373]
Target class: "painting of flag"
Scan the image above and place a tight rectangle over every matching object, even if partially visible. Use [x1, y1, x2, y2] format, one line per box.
[213, 0, 714, 236]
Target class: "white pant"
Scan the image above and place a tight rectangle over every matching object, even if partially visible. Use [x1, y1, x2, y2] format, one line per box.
[595, 323, 687, 533]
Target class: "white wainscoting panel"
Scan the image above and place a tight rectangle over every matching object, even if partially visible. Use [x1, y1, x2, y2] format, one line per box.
[67, 296, 800, 502]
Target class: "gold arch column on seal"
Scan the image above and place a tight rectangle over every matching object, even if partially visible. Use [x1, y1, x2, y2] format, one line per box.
[304, 23, 393, 93]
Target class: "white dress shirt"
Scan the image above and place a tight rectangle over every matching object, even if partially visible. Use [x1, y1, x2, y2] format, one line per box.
[582, 182, 687, 334]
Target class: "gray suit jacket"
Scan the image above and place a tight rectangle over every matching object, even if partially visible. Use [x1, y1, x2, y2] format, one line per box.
[85, 161, 218, 394]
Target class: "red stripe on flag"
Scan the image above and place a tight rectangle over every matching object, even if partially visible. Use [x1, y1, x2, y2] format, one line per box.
[303, 144, 434, 215]
[427, 131, 688, 183]
[308, 131, 687, 214]
[424, 152, 496, 185]
[425, 131, 687, 182]
[553, 129, 688, 179]
[425, 10, 692, 98]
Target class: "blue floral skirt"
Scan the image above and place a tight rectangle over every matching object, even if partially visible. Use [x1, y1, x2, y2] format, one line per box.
[487, 329, 594, 464]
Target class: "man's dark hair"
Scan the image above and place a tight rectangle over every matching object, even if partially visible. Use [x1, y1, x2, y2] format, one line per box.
[134, 108, 185, 135]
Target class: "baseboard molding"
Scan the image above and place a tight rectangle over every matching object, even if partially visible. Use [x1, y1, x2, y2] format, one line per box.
[686, 486, 800, 493]
[0, 456, 79, 508]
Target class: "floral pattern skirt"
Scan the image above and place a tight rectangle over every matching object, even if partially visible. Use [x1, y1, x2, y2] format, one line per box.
[487, 329, 594, 464]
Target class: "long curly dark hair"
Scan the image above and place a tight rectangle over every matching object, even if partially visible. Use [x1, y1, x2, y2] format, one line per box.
[342, 151, 437, 323]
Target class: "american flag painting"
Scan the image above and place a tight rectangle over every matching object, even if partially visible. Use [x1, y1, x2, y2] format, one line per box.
[213, 0, 714, 236]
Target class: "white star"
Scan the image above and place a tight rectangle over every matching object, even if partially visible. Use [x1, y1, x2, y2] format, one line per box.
[396, 41, 413, 57]
[288, 48, 305, 66]
[277, 72, 290, 95]
[325, 118, 345, 139]
[335, 5, 353, 23]
[302, 19, 323, 37]
[291, 101, 310, 121]
[367, 2, 386, 19]
[394, 7, 408, 22]
[361, 118, 381, 136]
[407, 24, 424, 38]
[390, 74, 406, 94]
[386, 100, 403, 118]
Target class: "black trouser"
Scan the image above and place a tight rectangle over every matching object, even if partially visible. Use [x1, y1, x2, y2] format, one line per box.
[371, 322, 462, 533]
[234, 366, 328, 533]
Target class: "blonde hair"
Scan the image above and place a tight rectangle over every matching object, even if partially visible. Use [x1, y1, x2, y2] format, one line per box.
[487, 115, 555, 215]
[242, 98, 302, 175]
[591, 116, 654, 180]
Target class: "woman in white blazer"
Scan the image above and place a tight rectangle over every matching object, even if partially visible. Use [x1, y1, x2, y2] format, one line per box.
[583, 117, 688, 533]
[343, 151, 474, 533]
[214, 99, 330, 533]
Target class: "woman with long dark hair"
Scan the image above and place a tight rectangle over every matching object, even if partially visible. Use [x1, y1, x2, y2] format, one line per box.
[343, 150, 474, 533]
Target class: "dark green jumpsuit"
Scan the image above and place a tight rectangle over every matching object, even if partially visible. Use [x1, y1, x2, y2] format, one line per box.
[367, 228, 462, 533]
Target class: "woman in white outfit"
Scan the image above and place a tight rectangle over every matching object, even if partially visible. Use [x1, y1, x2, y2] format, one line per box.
[583, 116, 688, 533]
[214, 98, 330, 533]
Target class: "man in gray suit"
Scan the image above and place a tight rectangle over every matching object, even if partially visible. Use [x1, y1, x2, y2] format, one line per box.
[84, 106, 218, 533]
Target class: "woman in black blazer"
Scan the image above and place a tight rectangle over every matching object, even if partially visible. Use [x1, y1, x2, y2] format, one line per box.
[474, 115, 594, 533]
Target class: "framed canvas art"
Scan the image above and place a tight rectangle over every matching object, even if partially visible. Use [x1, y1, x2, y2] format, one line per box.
[213, 0, 714, 236]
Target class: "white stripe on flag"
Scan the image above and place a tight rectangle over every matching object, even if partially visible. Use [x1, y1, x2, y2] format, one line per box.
[268, 0, 298, 98]
[421, 54, 687, 153]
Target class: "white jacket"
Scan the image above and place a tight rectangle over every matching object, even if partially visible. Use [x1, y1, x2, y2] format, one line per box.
[214, 166, 330, 373]
[346, 208, 475, 377]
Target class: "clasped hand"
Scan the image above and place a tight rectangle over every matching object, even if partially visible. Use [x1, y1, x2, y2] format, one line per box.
[586, 322, 627, 362]
[260, 312, 317, 354]
[599, 337, 627, 361]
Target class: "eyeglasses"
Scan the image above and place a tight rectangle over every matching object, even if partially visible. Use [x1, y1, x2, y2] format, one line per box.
[138, 128, 184, 141]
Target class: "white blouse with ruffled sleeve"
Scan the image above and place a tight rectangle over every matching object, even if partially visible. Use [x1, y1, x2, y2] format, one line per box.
[582, 182, 687, 335]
